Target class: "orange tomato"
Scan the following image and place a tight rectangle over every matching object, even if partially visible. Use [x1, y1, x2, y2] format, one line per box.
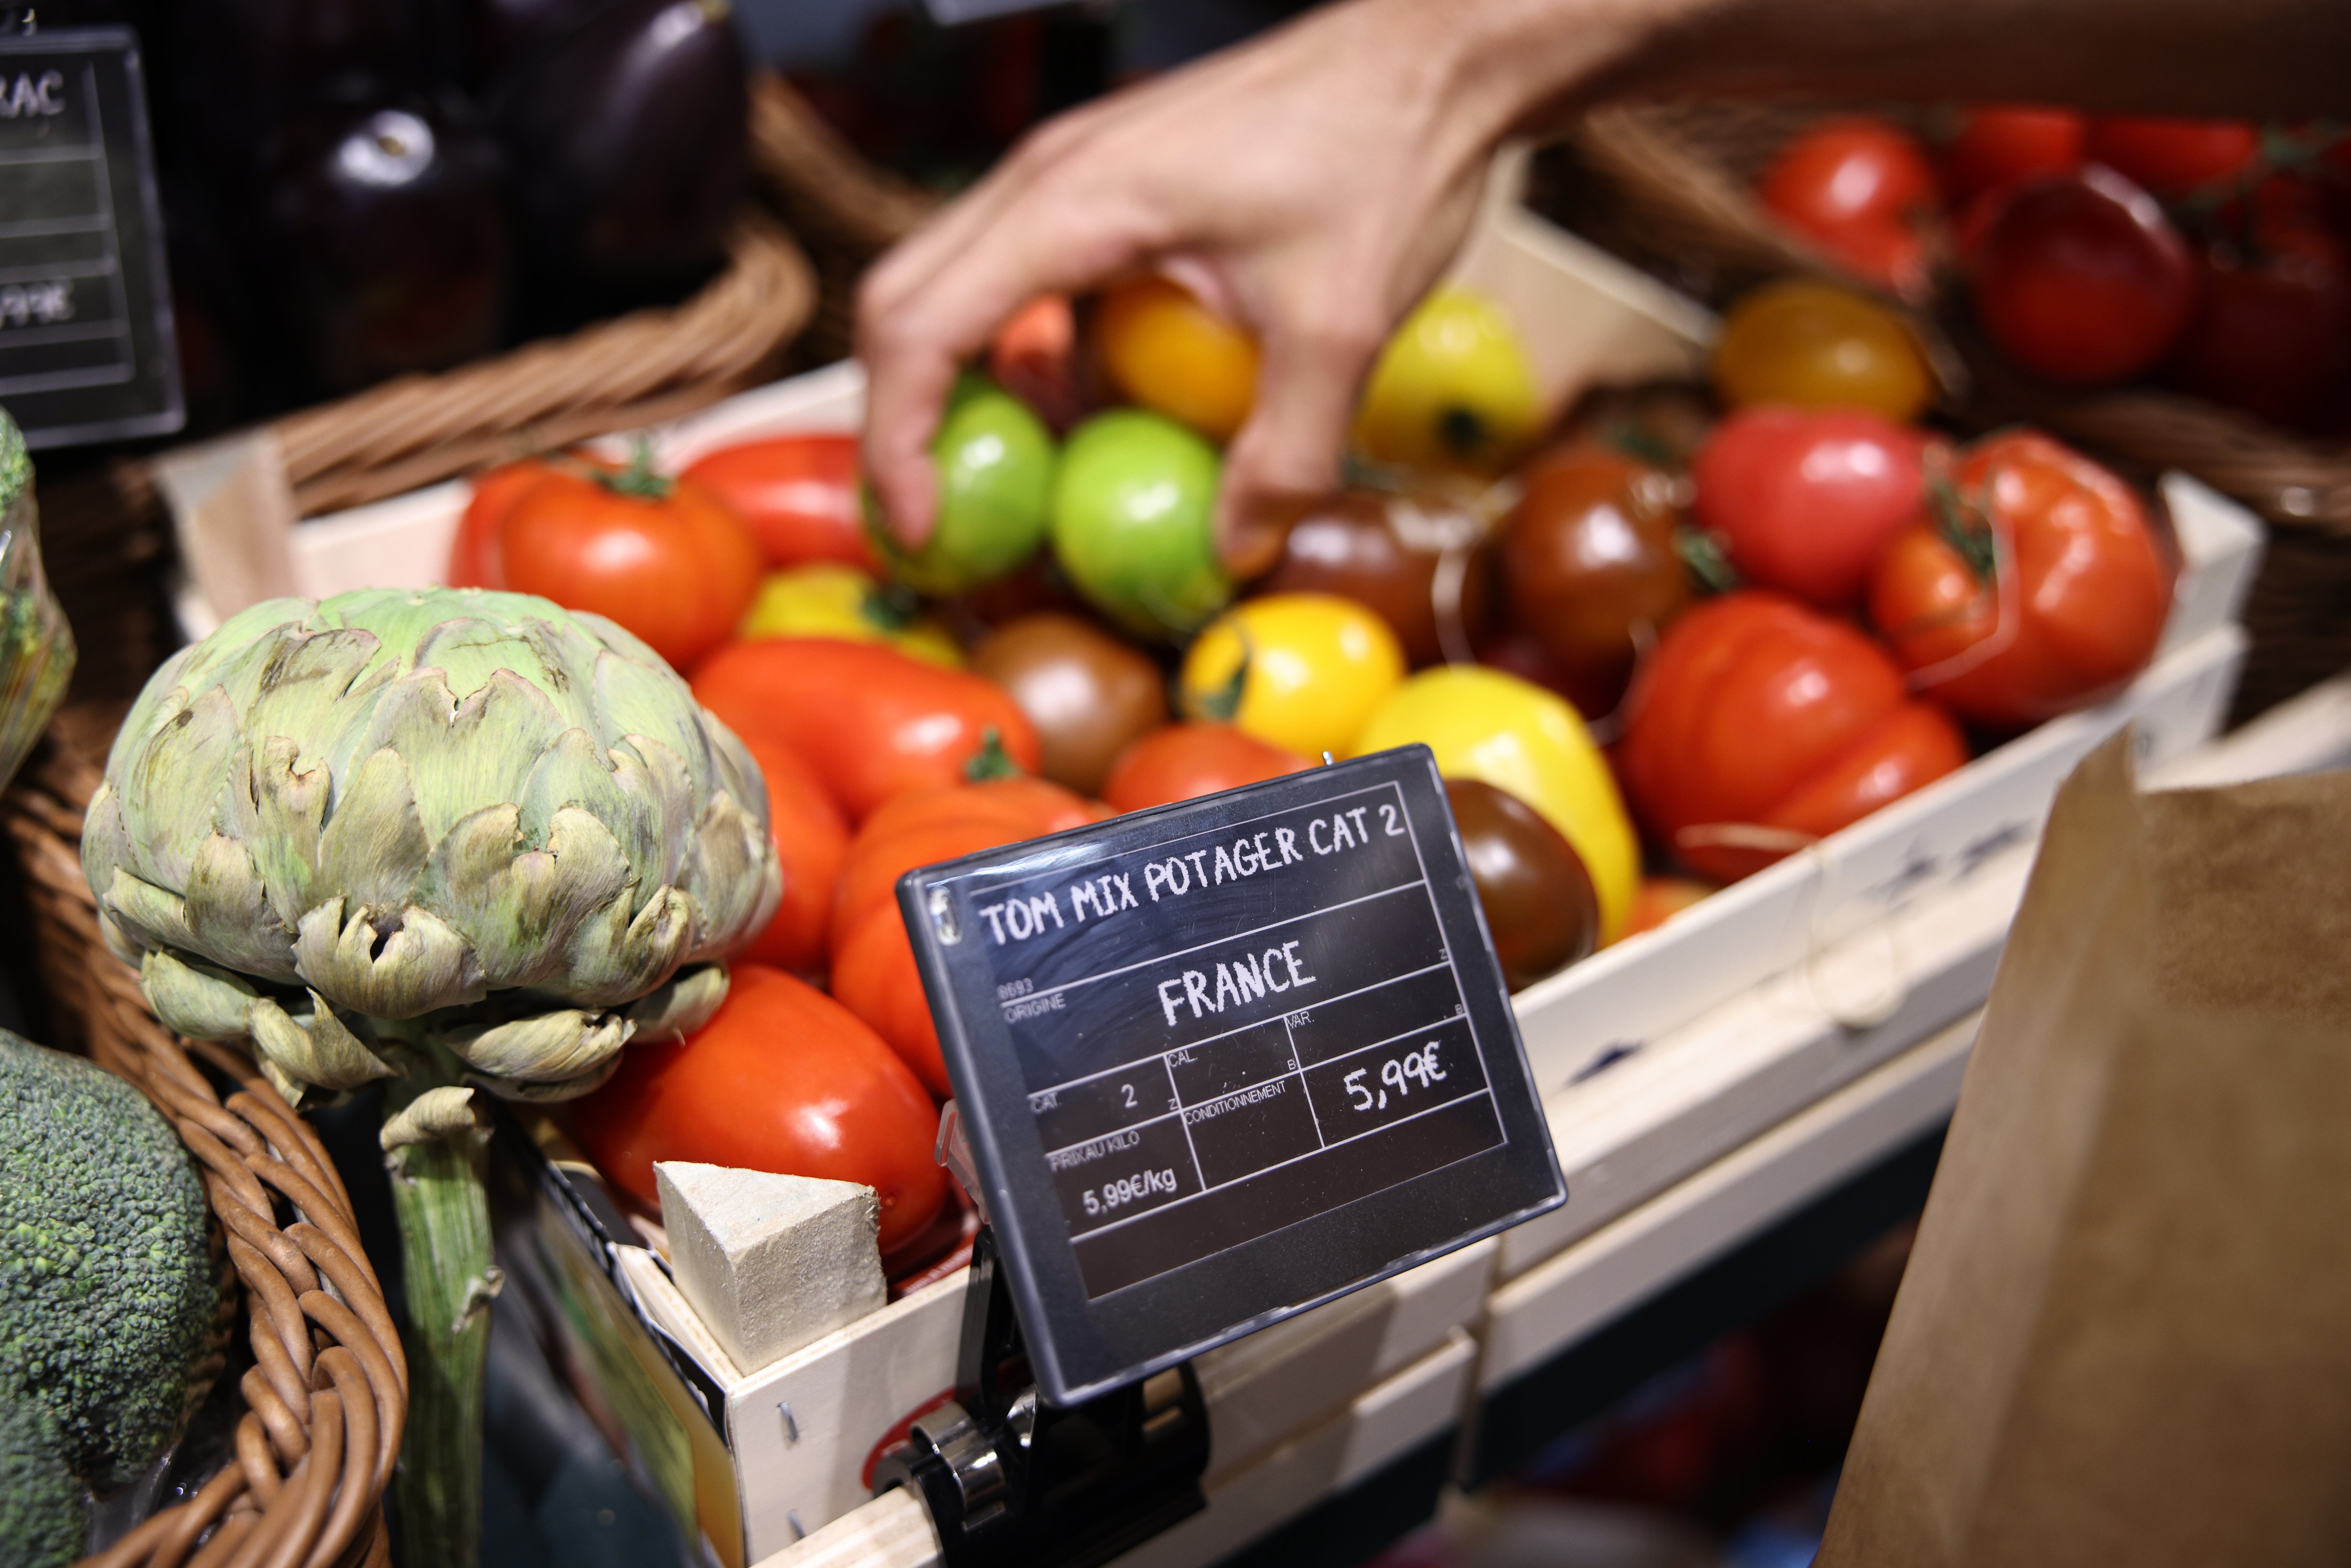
[570, 964, 948, 1253]
[1711, 280, 1936, 422]
[734, 736, 851, 976]
[1097, 276, 1260, 441]
[498, 462, 763, 670]
[691, 638, 1043, 824]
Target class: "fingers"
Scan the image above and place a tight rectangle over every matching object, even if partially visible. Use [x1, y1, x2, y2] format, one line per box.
[858, 112, 1139, 548]
[1214, 304, 1385, 576]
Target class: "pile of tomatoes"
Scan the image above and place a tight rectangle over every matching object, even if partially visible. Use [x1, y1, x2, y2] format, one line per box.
[455, 268, 2173, 1274]
[1751, 108, 2351, 431]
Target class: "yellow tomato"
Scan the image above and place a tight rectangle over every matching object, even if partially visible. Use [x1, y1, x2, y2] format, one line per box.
[1097, 276, 1260, 442]
[1354, 287, 1540, 478]
[1710, 280, 1936, 421]
[1349, 665, 1638, 942]
[736, 564, 963, 668]
[1181, 593, 1405, 759]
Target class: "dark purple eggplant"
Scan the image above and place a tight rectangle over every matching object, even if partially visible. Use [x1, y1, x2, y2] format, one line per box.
[169, 0, 435, 158]
[465, 0, 617, 91]
[260, 95, 512, 393]
[496, 0, 749, 311]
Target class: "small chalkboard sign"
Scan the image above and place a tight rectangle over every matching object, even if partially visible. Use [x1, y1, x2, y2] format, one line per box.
[901, 746, 1565, 1404]
[0, 27, 179, 448]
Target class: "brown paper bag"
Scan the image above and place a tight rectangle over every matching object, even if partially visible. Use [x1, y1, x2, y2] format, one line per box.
[1819, 732, 2351, 1568]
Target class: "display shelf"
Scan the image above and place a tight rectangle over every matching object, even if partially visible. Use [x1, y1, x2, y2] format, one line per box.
[749, 672, 2351, 1568]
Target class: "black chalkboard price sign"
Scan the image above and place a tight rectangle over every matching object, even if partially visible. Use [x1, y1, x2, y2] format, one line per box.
[0, 28, 180, 447]
[901, 746, 1565, 1404]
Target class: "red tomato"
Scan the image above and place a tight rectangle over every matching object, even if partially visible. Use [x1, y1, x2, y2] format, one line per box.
[734, 736, 851, 977]
[680, 434, 879, 574]
[1941, 105, 2086, 204]
[570, 964, 948, 1253]
[1618, 591, 1968, 882]
[2166, 228, 2351, 428]
[1868, 432, 2172, 729]
[1690, 407, 1933, 608]
[447, 454, 618, 589]
[690, 638, 1043, 823]
[498, 465, 763, 670]
[828, 777, 1103, 1094]
[2084, 116, 2261, 200]
[1756, 117, 1938, 292]
[1100, 724, 1313, 814]
[1971, 167, 2196, 386]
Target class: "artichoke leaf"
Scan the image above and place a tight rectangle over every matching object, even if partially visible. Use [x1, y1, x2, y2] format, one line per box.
[120, 686, 241, 889]
[437, 1008, 632, 1083]
[238, 736, 330, 931]
[238, 627, 385, 774]
[380, 1084, 487, 1151]
[518, 728, 645, 868]
[367, 666, 567, 847]
[140, 948, 261, 1040]
[97, 910, 143, 966]
[702, 714, 771, 835]
[560, 884, 695, 1008]
[295, 898, 487, 1019]
[414, 804, 632, 991]
[103, 643, 195, 780]
[598, 644, 712, 800]
[104, 868, 198, 956]
[316, 746, 432, 912]
[681, 790, 779, 961]
[613, 733, 696, 895]
[621, 963, 729, 1043]
[79, 780, 133, 904]
[412, 614, 569, 710]
[471, 1052, 624, 1102]
[183, 832, 299, 980]
[249, 991, 395, 1089]
[565, 609, 666, 675]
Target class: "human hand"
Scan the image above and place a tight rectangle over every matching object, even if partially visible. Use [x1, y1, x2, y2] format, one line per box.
[856, 0, 1622, 575]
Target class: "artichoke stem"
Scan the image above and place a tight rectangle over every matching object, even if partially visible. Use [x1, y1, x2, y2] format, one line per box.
[384, 1066, 498, 1568]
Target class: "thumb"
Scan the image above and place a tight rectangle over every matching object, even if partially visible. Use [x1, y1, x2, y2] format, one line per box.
[1213, 308, 1383, 578]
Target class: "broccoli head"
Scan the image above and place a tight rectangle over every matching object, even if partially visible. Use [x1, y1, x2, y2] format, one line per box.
[0, 1032, 217, 1507]
[0, 1396, 82, 1568]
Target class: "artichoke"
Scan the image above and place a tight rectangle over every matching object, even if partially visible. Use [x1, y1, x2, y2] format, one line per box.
[84, 587, 780, 1103]
[87, 586, 783, 1568]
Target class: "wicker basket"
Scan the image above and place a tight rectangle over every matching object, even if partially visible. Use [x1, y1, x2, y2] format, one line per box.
[1541, 99, 2351, 720]
[3, 735, 407, 1568]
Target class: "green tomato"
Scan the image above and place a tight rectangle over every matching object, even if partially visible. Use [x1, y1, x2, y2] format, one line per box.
[1050, 409, 1232, 639]
[871, 374, 1055, 596]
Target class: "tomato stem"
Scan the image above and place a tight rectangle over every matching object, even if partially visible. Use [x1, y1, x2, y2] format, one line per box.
[598, 438, 675, 501]
[1673, 527, 1740, 595]
[860, 583, 922, 633]
[1926, 452, 2000, 587]
[964, 727, 1021, 782]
